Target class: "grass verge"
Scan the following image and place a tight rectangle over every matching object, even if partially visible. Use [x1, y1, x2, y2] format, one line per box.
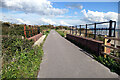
[2, 30, 50, 79]
[56, 30, 65, 37]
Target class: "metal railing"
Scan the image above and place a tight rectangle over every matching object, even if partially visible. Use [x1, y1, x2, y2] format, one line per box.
[68, 20, 120, 62]
[24, 24, 40, 38]
[69, 20, 116, 40]
[102, 37, 120, 62]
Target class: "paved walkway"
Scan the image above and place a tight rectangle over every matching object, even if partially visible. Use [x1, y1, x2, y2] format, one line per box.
[37, 30, 118, 78]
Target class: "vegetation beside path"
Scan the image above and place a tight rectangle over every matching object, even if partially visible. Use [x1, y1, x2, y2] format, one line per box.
[1, 22, 50, 79]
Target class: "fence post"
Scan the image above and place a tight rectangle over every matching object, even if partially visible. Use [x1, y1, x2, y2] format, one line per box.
[70, 26, 71, 34]
[94, 23, 96, 39]
[79, 25, 81, 36]
[85, 24, 87, 37]
[29, 25, 31, 37]
[113, 21, 116, 37]
[72, 26, 74, 35]
[24, 24, 27, 38]
[109, 20, 112, 37]
[38, 26, 40, 34]
[76, 26, 77, 35]
[35, 26, 37, 35]
[32, 26, 34, 36]
[104, 35, 107, 58]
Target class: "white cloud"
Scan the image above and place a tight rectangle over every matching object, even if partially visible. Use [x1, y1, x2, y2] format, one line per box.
[59, 21, 70, 26]
[1, 0, 68, 16]
[74, 12, 78, 15]
[39, 18, 56, 25]
[16, 18, 31, 24]
[66, 4, 83, 9]
[81, 9, 118, 23]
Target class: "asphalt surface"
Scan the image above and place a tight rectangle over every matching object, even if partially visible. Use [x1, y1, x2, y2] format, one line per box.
[37, 30, 118, 78]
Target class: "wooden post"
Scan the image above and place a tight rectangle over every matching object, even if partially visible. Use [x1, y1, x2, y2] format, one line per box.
[104, 35, 107, 58]
[29, 25, 31, 37]
[70, 26, 71, 34]
[38, 26, 40, 34]
[36, 26, 38, 34]
[94, 23, 96, 39]
[35, 26, 36, 35]
[113, 21, 116, 37]
[32, 26, 34, 36]
[79, 25, 81, 36]
[85, 24, 87, 37]
[76, 26, 77, 35]
[109, 20, 112, 37]
[24, 24, 27, 38]
[72, 26, 74, 35]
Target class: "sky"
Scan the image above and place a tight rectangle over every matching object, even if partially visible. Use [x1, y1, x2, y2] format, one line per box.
[0, 0, 119, 28]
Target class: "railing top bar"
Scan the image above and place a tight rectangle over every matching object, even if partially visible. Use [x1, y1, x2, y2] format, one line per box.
[95, 21, 109, 24]
[104, 37, 120, 41]
[80, 22, 109, 26]
[73, 20, 116, 27]
[102, 44, 120, 51]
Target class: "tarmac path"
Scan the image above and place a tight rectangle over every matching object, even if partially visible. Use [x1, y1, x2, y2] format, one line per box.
[37, 30, 118, 78]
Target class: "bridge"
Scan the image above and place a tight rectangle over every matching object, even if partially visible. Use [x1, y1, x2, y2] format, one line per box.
[37, 30, 118, 78]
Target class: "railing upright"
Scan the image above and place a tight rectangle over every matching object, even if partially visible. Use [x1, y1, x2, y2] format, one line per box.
[94, 23, 96, 39]
[32, 26, 34, 36]
[79, 25, 81, 36]
[109, 20, 112, 37]
[29, 25, 31, 37]
[85, 24, 87, 37]
[70, 26, 72, 34]
[76, 26, 77, 35]
[24, 24, 27, 38]
[72, 26, 74, 35]
[114, 21, 116, 37]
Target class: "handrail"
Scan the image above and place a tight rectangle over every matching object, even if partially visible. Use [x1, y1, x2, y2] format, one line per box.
[104, 37, 120, 41]
[69, 20, 116, 39]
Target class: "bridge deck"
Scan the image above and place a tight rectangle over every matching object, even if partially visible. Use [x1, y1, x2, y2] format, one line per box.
[37, 30, 118, 78]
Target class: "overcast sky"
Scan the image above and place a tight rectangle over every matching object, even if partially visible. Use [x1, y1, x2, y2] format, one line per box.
[0, 0, 119, 28]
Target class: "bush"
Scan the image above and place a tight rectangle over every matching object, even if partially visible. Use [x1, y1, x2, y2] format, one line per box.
[93, 55, 120, 75]
[2, 37, 43, 79]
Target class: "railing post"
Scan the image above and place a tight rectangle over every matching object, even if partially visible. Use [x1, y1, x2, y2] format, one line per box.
[76, 26, 77, 35]
[33, 25, 35, 35]
[70, 26, 71, 34]
[24, 24, 27, 38]
[94, 23, 96, 39]
[79, 25, 81, 36]
[109, 20, 112, 37]
[72, 26, 74, 35]
[35, 26, 37, 35]
[32, 26, 34, 36]
[113, 21, 116, 37]
[85, 24, 87, 37]
[29, 25, 31, 37]
[104, 35, 107, 58]
[38, 26, 40, 34]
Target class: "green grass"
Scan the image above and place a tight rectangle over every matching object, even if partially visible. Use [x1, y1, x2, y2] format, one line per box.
[56, 30, 65, 37]
[2, 37, 44, 79]
[93, 55, 120, 75]
[1, 22, 51, 79]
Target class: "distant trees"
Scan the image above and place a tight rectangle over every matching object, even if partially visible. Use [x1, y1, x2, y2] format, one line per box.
[55, 26, 70, 30]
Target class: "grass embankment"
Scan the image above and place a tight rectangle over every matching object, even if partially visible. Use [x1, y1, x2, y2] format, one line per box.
[2, 37, 43, 78]
[56, 30, 65, 37]
[2, 22, 50, 79]
[93, 55, 120, 75]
